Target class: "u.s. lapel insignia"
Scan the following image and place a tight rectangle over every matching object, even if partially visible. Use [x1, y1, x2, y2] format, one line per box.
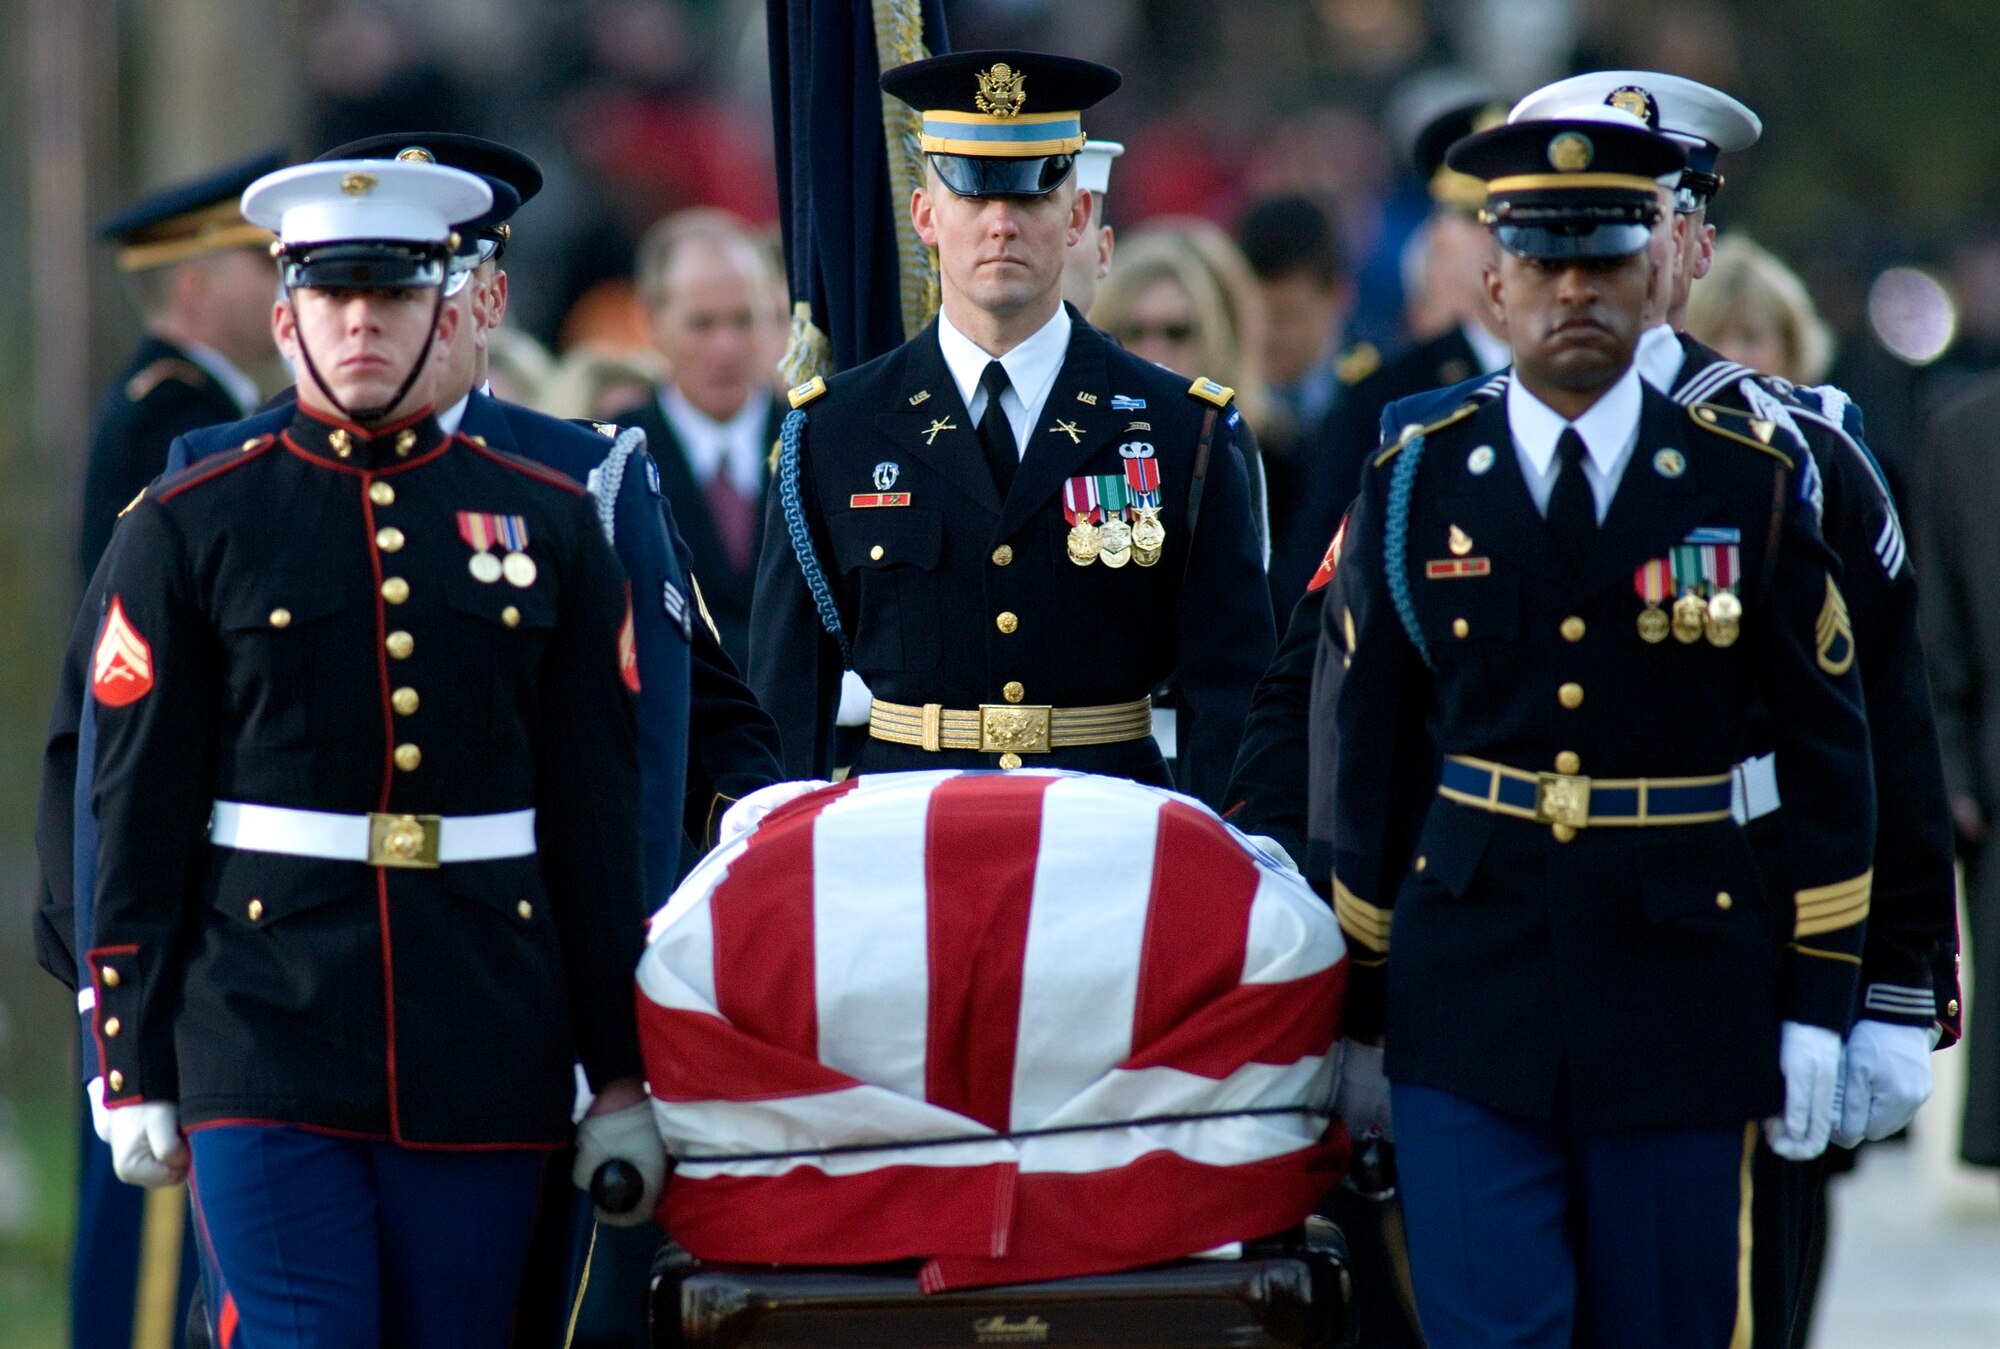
[1076, 391, 1098, 405]
[1467, 444, 1495, 475]
[1048, 419, 1085, 444]
[908, 389, 931, 406]
[921, 417, 956, 445]
[1447, 525, 1474, 556]
[1653, 448, 1686, 478]
[873, 462, 900, 491]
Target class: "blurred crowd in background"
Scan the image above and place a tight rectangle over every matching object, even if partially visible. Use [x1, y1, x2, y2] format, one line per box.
[261, 0, 2000, 592]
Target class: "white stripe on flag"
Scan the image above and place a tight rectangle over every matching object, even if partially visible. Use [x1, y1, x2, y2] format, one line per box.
[1010, 777, 1160, 1131]
[1242, 867, 1346, 985]
[658, 1056, 1332, 1181]
[812, 779, 934, 1099]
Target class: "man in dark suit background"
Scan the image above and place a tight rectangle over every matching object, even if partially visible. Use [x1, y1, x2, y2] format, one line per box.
[81, 149, 288, 579]
[609, 210, 785, 670]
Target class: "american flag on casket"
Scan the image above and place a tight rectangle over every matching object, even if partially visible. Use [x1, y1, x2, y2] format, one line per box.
[635, 769, 1350, 1291]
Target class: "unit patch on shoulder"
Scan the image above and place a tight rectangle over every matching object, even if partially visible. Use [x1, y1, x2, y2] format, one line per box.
[618, 589, 641, 692]
[92, 597, 154, 707]
[1307, 515, 1349, 593]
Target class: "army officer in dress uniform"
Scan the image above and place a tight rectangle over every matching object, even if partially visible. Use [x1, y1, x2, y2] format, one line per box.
[749, 50, 1274, 806]
[85, 159, 666, 1349]
[1322, 114, 1875, 1349]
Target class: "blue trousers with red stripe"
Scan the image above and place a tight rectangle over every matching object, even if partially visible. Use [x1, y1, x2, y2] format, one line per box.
[1390, 1083, 1754, 1349]
[185, 1127, 546, 1349]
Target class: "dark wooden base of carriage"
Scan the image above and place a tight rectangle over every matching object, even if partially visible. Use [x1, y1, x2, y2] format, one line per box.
[648, 1217, 1357, 1347]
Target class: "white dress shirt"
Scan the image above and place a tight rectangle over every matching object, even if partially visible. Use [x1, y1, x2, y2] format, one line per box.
[182, 340, 259, 417]
[435, 381, 490, 437]
[1633, 323, 1687, 396]
[1505, 364, 1644, 523]
[936, 303, 1071, 458]
[660, 384, 769, 496]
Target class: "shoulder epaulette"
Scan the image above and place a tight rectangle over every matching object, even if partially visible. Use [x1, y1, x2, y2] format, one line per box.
[1373, 400, 1479, 468]
[1689, 401, 1796, 469]
[787, 376, 827, 409]
[117, 487, 147, 518]
[1187, 376, 1235, 408]
[460, 436, 589, 496]
[1336, 342, 1382, 386]
[125, 358, 209, 403]
[156, 435, 275, 503]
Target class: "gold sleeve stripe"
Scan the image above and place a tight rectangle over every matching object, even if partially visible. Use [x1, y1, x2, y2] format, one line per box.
[1788, 942, 1864, 966]
[1795, 870, 1871, 910]
[1796, 898, 1870, 938]
[1333, 879, 1392, 953]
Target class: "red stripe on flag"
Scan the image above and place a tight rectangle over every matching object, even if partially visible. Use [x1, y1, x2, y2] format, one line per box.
[1127, 964, 1346, 1077]
[639, 1002, 859, 1103]
[710, 788, 847, 1060]
[660, 1139, 1345, 1290]
[923, 774, 1054, 1131]
[1132, 802, 1258, 1057]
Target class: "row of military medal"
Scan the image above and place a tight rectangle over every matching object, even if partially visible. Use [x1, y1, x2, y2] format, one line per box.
[1634, 535, 1740, 647]
[458, 512, 539, 588]
[1064, 451, 1166, 568]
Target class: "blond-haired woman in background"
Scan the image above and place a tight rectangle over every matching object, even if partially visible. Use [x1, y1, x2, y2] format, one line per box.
[1685, 234, 1834, 386]
[1090, 220, 1271, 560]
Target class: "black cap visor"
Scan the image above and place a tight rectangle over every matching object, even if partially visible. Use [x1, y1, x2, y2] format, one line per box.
[1487, 192, 1659, 260]
[283, 242, 449, 291]
[930, 153, 1076, 199]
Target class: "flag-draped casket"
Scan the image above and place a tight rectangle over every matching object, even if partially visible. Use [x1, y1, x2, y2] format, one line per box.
[636, 770, 1349, 1290]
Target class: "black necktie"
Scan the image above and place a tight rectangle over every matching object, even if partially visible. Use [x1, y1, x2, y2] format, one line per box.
[976, 360, 1017, 498]
[1547, 427, 1597, 567]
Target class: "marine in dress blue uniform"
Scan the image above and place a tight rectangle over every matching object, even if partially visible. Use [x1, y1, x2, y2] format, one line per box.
[750, 51, 1274, 806]
[1323, 115, 1875, 1349]
[80, 158, 667, 1349]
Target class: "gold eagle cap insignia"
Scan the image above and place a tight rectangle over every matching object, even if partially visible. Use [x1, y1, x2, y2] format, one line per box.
[1607, 86, 1657, 126]
[341, 170, 378, 196]
[975, 63, 1027, 118]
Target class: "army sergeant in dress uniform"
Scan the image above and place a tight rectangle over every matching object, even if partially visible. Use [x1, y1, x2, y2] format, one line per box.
[1324, 114, 1875, 1349]
[82, 149, 287, 579]
[86, 159, 666, 1348]
[750, 50, 1274, 804]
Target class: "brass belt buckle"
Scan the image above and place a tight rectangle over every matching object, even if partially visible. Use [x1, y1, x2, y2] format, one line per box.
[1534, 773, 1591, 830]
[368, 812, 442, 869]
[978, 704, 1054, 755]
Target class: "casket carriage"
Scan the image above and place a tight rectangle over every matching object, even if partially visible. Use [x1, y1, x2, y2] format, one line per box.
[633, 770, 1357, 1346]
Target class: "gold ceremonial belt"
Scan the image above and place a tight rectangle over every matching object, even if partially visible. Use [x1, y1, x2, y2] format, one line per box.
[1438, 754, 1735, 835]
[869, 696, 1153, 755]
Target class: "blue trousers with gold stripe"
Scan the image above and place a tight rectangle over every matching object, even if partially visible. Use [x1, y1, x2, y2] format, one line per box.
[72, 1096, 199, 1349]
[1391, 1083, 1754, 1349]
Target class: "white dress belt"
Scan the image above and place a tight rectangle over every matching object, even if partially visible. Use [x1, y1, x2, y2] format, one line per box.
[1731, 754, 1781, 825]
[209, 801, 537, 864]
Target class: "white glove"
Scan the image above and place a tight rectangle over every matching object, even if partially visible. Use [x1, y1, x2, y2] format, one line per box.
[572, 1101, 669, 1228]
[1764, 1022, 1842, 1161]
[107, 1102, 187, 1188]
[718, 780, 834, 848]
[87, 1076, 112, 1144]
[1331, 1039, 1392, 1143]
[1243, 834, 1300, 873]
[1831, 1019, 1933, 1149]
